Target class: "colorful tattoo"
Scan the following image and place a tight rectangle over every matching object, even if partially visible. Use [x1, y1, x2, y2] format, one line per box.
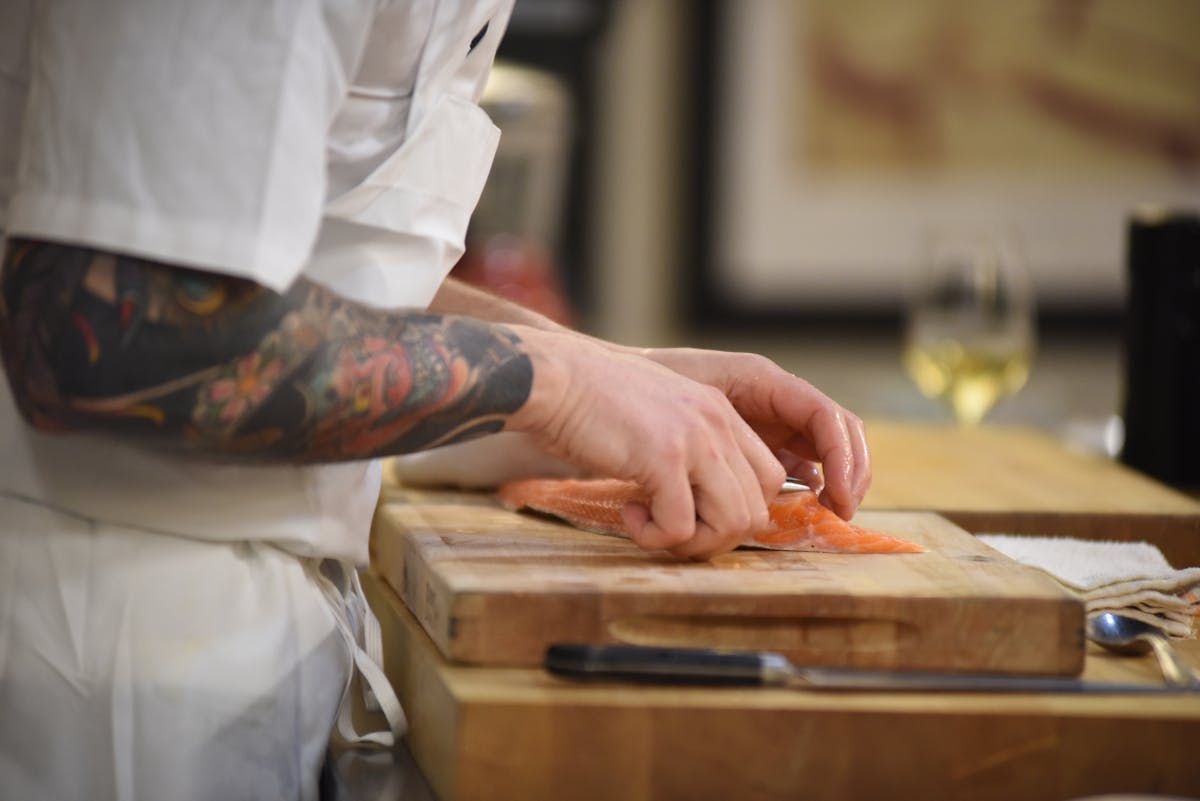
[0, 239, 533, 462]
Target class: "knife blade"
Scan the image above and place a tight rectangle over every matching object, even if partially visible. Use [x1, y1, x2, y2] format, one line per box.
[544, 643, 1198, 695]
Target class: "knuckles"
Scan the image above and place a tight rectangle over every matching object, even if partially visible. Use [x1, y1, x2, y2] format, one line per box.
[648, 524, 695, 550]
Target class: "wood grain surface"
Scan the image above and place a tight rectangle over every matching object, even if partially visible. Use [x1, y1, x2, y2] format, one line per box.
[863, 421, 1199, 513]
[363, 575, 1200, 801]
[368, 421, 1200, 801]
[370, 486, 1083, 675]
[862, 422, 1200, 566]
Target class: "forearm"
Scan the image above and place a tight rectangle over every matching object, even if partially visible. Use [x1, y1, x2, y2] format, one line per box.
[0, 239, 538, 462]
[431, 276, 647, 358]
[430, 277, 573, 331]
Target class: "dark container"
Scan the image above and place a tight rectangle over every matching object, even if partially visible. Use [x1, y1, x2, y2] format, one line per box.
[1119, 207, 1200, 489]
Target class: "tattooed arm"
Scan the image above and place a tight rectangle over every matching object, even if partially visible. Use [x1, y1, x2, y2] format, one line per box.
[0, 238, 802, 558]
[0, 238, 535, 462]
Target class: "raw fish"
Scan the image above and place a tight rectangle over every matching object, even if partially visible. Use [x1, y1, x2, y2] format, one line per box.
[497, 478, 923, 554]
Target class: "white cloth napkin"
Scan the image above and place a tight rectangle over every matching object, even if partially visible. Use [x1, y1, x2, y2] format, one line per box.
[977, 534, 1200, 638]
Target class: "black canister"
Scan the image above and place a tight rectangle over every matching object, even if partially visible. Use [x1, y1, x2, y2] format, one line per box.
[1119, 207, 1200, 489]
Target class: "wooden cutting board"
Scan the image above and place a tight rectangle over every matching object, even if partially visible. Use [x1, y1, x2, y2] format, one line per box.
[370, 486, 1084, 676]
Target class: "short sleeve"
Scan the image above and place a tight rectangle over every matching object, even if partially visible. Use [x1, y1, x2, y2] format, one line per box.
[4, 0, 370, 293]
[0, 0, 33, 229]
[306, 0, 513, 309]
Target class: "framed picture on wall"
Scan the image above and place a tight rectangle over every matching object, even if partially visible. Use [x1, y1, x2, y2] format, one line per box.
[684, 0, 1200, 327]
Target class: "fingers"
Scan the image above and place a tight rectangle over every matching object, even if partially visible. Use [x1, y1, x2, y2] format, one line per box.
[506, 331, 859, 560]
[621, 370, 857, 559]
[628, 496, 754, 561]
[666, 519, 745, 561]
[735, 371, 871, 522]
[735, 415, 788, 506]
[776, 448, 823, 493]
[810, 408, 870, 519]
[628, 401, 780, 560]
[620, 348, 873, 524]
[625, 472, 696, 551]
[630, 449, 774, 558]
[688, 450, 767, 555]
[847, 414, 871, 502]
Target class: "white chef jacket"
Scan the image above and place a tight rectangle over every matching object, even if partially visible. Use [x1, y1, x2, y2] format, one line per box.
[0, 2, 513, 800]
[0, 0, 512, 564]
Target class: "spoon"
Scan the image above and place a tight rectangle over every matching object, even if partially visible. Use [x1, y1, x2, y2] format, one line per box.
[1086, 612, 1200, 689]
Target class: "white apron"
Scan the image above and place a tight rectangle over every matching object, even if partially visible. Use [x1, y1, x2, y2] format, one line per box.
[0, 500, 350, 801]
[0, 1, 513, 799]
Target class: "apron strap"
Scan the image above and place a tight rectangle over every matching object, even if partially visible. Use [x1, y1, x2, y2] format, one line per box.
[307, 560, 407, 749]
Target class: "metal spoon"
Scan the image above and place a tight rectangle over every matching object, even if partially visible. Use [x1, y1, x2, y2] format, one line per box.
[1086, 612, 1200, 689]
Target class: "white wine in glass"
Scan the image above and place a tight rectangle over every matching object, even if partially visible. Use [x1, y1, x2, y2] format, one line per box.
[903, 229, 1036, 426]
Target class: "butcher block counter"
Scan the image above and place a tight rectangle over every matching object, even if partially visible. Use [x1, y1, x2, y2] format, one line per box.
[862, 421, 1200, 566]
[366, 422, 1200, 801]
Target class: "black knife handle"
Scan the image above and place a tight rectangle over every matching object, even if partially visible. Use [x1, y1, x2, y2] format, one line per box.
[544, 643, 769, 686]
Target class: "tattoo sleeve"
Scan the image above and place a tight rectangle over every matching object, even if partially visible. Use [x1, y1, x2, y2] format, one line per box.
[0, 239, 534, 462]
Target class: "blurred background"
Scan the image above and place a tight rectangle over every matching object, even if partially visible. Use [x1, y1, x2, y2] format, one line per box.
[458, 0, 1200, 483]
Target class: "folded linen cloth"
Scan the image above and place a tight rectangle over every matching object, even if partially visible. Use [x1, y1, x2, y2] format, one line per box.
[977, 534, 1200, 638]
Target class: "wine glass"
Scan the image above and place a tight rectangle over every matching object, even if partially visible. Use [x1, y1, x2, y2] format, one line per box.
[902, 227, 1037, 426]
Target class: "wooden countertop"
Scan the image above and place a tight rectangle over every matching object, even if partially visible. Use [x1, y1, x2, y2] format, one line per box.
[368, 420, 1200, 800]
[862, 420, 1198, 514]
[860, 421, 1200, 566]
[363, 576, 1200, 801]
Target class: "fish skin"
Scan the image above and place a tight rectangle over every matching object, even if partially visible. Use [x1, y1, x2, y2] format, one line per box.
[496, 478, 923, 554]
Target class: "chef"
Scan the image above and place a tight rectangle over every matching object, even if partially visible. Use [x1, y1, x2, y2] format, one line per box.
[0, 1, 871, 799]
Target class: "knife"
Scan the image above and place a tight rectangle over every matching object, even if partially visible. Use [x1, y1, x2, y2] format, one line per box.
[544, 643, 1198, 694]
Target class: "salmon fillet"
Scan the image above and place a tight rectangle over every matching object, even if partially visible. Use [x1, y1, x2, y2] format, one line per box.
[497, 478, 923, 554]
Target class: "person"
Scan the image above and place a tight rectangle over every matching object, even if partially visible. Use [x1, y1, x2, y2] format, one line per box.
[0, 2, 871, 800]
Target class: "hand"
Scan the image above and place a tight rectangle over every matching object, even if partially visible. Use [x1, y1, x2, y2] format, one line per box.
[506, 328, 787, 560]
[429, 280, 867, 517]
[637, 348, 871, 520]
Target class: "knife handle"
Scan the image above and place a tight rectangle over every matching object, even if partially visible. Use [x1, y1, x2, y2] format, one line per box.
[545, 643, 781, 686]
